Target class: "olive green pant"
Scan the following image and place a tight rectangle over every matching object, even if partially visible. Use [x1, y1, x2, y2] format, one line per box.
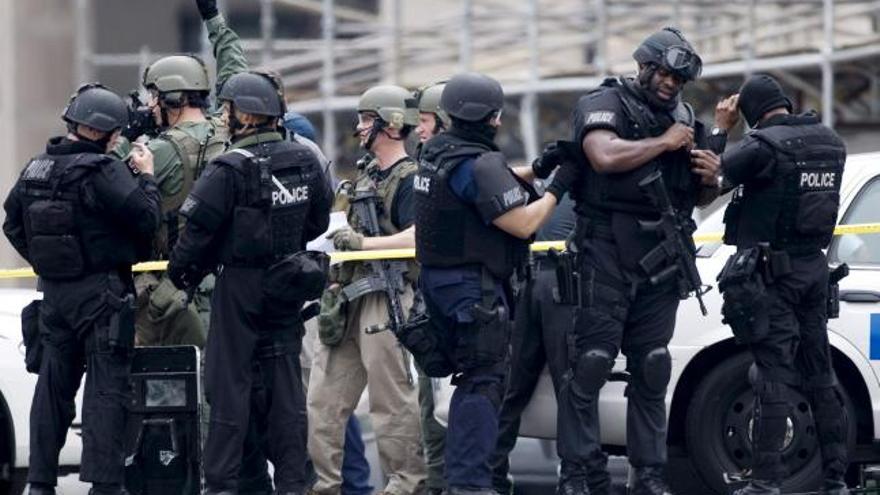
[307, 289, 426, 494]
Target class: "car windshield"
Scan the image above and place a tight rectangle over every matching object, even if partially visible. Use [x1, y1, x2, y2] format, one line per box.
[829, 175, 880, 267]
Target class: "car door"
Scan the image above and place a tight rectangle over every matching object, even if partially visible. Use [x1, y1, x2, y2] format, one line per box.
[827, 174, 880, 381]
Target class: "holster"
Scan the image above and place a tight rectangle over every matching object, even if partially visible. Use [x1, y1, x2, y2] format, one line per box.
[718, 247, 769, 344]
[549, 248, 580, 306]
[399, 316, 453, 378]
[104, 292, 136, 353]
[21, 300, 43, 374]
[827, 263, 849, 320]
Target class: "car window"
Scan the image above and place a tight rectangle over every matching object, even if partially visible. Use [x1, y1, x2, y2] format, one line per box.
[694, 200, 728, 258]
[829, 176, 880, 266]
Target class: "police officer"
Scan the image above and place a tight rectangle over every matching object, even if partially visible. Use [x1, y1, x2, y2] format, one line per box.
[3, 84, 161, 495]
[490, 189, 579, 495]
[118, 0, 248, 347]
[282, 111, 374, 495]
[566, 28, 726, 494]
[719, 75, 849, 495]
[412, 81, 451, 495]
[308, 85, 428, 495]
[415, 82, 451, 145]
[408, 72, 574, 495]
[167, 71, 333, 495]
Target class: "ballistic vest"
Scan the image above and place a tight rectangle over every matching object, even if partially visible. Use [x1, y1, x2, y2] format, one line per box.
[578, 78, 702, 218]
[414, 133, 529, 279]
[19, 151, 143, 279]
[210, 138, 319, 267]
[155, 118, 228, 258]
[334, 157, 420, 286]
[723, 113, 845, 254]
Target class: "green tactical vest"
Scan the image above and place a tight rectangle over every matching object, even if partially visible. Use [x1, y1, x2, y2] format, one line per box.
[155, 117, 228, 258]
[334, 157, 420, 286]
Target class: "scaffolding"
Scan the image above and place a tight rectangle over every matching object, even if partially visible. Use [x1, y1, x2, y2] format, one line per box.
[75, 0, 880, 164]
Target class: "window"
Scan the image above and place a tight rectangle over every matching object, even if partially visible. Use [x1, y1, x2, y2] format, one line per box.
[829, 176, 880, 266]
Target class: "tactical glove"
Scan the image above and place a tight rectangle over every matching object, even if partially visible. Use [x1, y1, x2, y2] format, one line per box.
[545, 159, 579, 201]
[328, 227, 364, 251]
[196, 0, 219, 20]
[531, 142, 565, 180]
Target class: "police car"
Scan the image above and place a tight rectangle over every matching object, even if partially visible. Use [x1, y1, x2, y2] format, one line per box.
[434, 152, 880, 493]
[0, 288, 83, 494]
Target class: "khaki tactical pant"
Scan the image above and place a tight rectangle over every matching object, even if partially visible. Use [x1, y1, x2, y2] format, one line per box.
[307, 289, 427, 494]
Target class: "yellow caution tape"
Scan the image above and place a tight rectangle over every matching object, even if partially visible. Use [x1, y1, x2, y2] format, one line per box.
[0, 223, 877, 280]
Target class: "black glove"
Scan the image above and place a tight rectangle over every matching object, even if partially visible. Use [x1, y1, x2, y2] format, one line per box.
[545, 159, 579, 201]
[196, 0, 219, 20]
[168, 263, 205, 292]
[122, 107, 156, 141]
[531, 142, 565, 180]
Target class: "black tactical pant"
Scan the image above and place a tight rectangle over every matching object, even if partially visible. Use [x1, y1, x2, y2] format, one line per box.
[747, 252, 847, 484]
[28, 272, 134, 488]
[204, 266, 308, 493]
[490, 259, 612, 494]
[568, 237, 680, 479]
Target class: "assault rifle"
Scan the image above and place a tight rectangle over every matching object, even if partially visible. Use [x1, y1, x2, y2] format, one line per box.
[338, 181, 409, 335]
[637, 171, 711, 315]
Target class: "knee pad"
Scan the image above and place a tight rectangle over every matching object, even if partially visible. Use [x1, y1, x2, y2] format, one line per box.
[398, 312, 454, 378]
[630, 347, 671, 399]
[573, 349, 614, 394]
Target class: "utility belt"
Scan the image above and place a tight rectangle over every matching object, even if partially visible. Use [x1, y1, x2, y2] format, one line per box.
[718, 244, 834, 344]
[574, 215, 614, 245]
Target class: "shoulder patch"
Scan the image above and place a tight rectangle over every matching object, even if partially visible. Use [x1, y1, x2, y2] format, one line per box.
[22, 158, 55, 181]
[180, 196, 199, 216]
[586, 111, 615, 126]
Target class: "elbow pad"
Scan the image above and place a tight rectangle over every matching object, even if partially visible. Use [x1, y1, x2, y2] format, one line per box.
[472, 152, 528, 224]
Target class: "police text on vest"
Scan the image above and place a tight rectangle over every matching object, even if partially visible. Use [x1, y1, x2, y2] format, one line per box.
[414, 175, 431, 193]
[272, 175, 309, 205]
[799, 171, 836, 189]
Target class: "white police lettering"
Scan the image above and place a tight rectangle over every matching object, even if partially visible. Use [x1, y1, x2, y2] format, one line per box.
[586, 111, 615, 126]
[414, 174, 431, 193]
[23, 159, 55, 181]
[502, 187, 524, 208]
[180, 196, 198, 215]
[799, 171, 836, 189]
[270, 174, 309, 206]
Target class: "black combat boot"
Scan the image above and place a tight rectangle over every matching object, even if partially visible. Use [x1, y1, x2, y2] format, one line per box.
[556, 476, 590, 495]
[628, 467, 674, 495]
[87, 483, 129, 495]
[731, 480, 781, 495]
[820, 479, 850, 495]
[27, 483, 56, 495]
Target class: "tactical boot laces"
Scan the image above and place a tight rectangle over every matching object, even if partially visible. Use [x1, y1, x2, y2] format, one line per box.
[557, 476, 591, 495]
[821, 479, 850, 495]
[730, 480, 781, 495]
[629, 468, 674, 495]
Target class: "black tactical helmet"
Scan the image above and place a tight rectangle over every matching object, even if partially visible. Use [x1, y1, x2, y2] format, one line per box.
[440, 72, 504, 122]
[218, 71, 287, 117]
[633, 27, 702, 81]
[62, 83, 129, 133]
